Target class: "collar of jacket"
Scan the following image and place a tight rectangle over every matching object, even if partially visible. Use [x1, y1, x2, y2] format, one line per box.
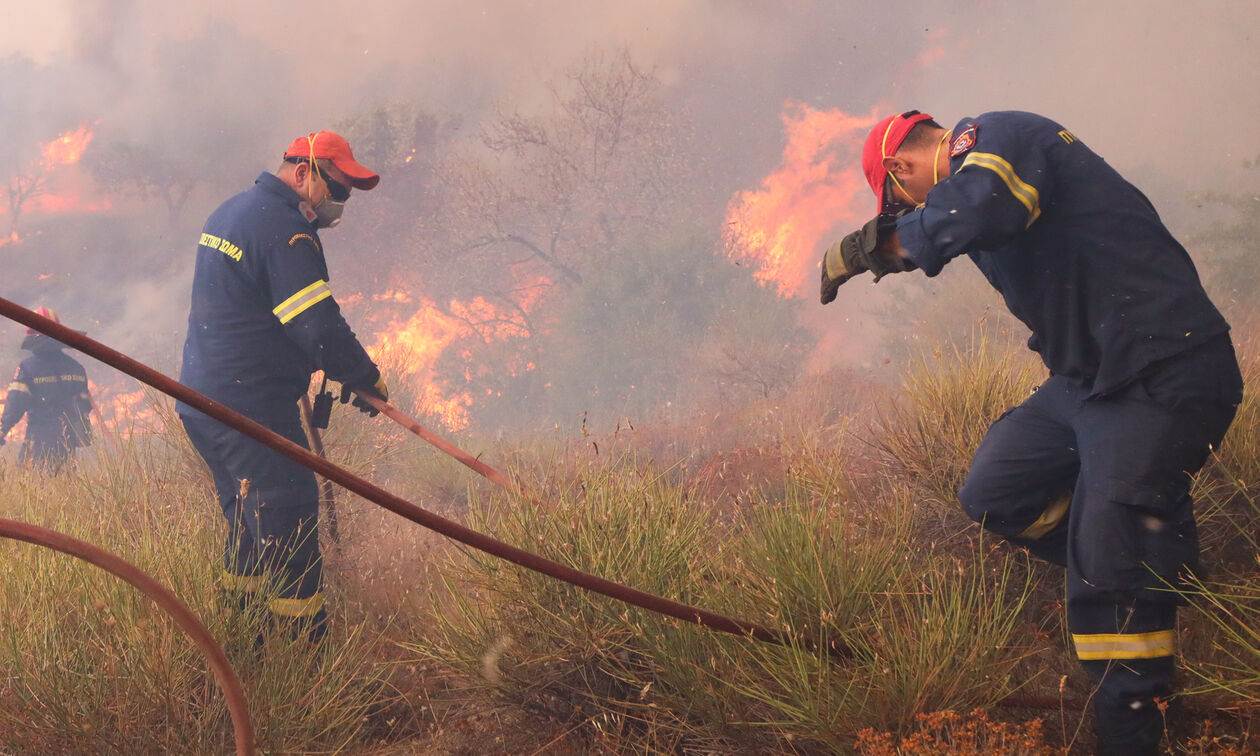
[254, 171, 304, 210]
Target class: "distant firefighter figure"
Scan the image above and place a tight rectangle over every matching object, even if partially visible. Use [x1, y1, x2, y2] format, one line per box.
[0, 307, 93, 474]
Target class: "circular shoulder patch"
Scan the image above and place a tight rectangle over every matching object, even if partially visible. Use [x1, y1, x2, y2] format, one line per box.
[949, 124, 977, 158]
[288, 233, 321, 252]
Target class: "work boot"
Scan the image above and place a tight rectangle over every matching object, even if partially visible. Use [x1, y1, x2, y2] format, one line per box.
[1092, 693, 1168, 756]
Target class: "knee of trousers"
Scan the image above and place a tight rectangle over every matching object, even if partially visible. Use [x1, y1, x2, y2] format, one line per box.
[957, 477, 997, 526]
[245, 471, 320, 513]
[959, 475, 1072, 543]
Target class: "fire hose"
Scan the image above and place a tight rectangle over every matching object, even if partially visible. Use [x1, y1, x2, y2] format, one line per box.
[15, 298, 1230, 722]
[0, 296, 837, 656]
[0, 518, 255, 756]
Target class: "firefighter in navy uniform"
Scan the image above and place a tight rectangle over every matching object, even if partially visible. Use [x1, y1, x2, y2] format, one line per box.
[821, 111, 1242, 755]
[177, 130, 388, 644]
[0, 307, 93, 474]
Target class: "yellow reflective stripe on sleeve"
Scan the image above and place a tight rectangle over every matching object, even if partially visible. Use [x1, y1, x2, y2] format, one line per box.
[221, 571, 263, 593]
[272, 280, 333, 325]
[1017, 495, 1070, 540]
[270, 593, 325, 618]
[824, 242, 850, 280]
[960, 151, 1042, 226]
[1073, 630, 1175, 660]
[7, 381, 29, 394]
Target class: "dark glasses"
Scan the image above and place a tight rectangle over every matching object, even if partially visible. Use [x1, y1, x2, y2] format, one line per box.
[320, 171, 351, 202]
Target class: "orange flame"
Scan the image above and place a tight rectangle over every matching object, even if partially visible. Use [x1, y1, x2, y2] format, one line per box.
[0, 380, 159, 449]
[90, 382, 161, 434]
[366, 280, 547, 430]
[723, 103, 878, 297]
[41, 124, 95, 168]
[31, 194, 112, 214]
[0, 231, 30, 248]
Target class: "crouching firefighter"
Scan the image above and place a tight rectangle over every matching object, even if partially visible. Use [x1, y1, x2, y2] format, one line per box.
[0, 306, 93, 474]
[177, 131, 390, 644]
[821, 110, 1242, 755]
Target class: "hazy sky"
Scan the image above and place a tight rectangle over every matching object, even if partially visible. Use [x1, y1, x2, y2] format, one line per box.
[3, 0, 1255, 185]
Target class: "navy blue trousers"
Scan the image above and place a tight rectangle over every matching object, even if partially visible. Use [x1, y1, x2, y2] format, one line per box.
[181, 409, 326, 637]
[18, 436, 73, 474]
[959, 335, 1241, 754]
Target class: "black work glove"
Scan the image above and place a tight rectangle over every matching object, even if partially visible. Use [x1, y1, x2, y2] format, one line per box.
[820, 212, 916, 304]
[340, 375, 389, 418]
[820, 233, 864, 304]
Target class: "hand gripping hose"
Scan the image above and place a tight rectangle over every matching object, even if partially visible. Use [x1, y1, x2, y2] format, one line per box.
[0, 297, 839, 656]
[0, 518, 256, 755]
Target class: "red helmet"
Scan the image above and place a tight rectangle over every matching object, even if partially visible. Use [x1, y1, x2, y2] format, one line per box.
[27, 306, 61, 335]
[21, 306, 71, 351]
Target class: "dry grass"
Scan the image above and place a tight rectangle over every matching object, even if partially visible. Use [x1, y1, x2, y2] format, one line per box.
[856, 708, 1060, 756]
[869, 328, 1044, 511]
[406, 437, 1037, 752]
[1, 336, 1257, 754]
[0, 398, 395, 754]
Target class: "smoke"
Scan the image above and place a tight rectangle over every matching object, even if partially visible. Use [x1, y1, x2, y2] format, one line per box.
[5, 1, 1257, 175]
[0, 0, 1254, 425]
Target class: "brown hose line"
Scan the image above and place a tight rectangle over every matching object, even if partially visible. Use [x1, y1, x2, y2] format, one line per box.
[0, 297, 838, 656]
[17, 298, 1217, 726]
[0, 518, 256, 755]
[361, 395, 513, 488]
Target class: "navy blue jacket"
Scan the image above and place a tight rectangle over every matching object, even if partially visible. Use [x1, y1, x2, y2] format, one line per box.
[1, 345, 92, 447]
[895, 111, 1229, 397]
[178, 172, 378, 420]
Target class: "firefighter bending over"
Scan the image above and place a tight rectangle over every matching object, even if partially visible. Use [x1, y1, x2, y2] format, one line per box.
[821, 110, 1241, 755]
[177, 131, 388, 644]
[0, 306, 93, 474]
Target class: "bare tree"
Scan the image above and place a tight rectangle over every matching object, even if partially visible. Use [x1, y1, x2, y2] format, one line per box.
[3, 154, 48, 241]
[84, 141, 198, 227]
[418, 50, 698, 311]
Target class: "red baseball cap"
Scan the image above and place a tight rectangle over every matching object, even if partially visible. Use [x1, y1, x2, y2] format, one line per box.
[862, 110, 934, 212]
[284, 131, 380, 191]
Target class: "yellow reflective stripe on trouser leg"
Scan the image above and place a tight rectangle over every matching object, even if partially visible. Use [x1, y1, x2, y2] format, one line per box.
[1073, 630, 1175, 660]
[270, 593, 326, 618]
[273, 280, 333, 324]
[222, 570, 264, 592]
[960, 152, 1042, 226]
[1017, 494, 1070, 540]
